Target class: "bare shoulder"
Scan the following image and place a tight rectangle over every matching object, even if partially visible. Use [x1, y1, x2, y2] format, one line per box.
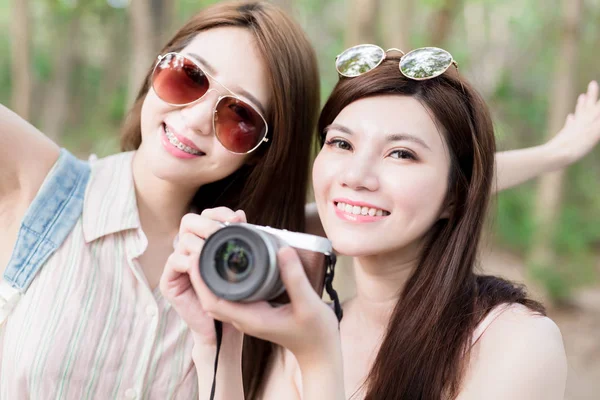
[459, 304, 567, 400]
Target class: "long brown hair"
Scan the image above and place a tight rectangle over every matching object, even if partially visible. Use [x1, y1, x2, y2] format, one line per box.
[318, 60, 544, 399]
[120, 2, 320, 397]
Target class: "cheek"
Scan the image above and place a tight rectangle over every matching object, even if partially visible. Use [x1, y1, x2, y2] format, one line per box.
[140, 94, 163, 137]
[312, 152, 335, 204]
[386, 168, 448, 220]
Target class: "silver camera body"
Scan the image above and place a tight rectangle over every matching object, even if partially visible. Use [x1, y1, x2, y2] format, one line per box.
[199, 223, 334, 302]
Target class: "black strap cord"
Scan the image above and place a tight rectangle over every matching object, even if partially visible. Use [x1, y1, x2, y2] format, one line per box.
[324, 252, 343, 322]
[209, 320, 223, 400]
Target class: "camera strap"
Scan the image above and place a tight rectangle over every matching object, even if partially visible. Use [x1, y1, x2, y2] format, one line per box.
[209, 319, 223, 400]
[324, 253, 343, 322]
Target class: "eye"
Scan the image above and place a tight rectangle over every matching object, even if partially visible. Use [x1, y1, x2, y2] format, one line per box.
[229, 103, 252, 121]
[324, 138, 353, 151]
[389, 149, 416, 160]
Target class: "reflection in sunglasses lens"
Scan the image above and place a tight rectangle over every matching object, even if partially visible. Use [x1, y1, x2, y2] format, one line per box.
[336, 44, 385, 77]
[152, 54, 209, 104]
[215, 97, 266, 154]
[400, 47, 453, 80]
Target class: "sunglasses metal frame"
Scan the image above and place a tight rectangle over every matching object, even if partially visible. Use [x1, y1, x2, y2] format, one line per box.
[335, 44, 459, 81]
[151, 52, 269, 155]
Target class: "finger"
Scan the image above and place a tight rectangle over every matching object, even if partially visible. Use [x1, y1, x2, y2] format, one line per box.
[277, 247, 319, 307]
[200, 207, 244, 224]
[161, 252, 195, 283]
[179, 213, 223, 239]
[575, 93, 586, 115]
[177, 232, 205, 256]
[234, 209, 247, 223]
[586, 81, 598, 108]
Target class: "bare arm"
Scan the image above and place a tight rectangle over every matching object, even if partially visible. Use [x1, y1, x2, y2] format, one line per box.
[192, 330, 245, 400]
[0, 104, 60, 199]
[495, 80, 600, 192]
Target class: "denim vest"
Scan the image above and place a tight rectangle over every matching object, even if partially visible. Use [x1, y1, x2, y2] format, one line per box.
[0, 149, 90, 326]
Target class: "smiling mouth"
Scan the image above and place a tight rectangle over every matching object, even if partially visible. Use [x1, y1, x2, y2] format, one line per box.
[163, 123, 205, 156]
[334, 201, 391, 217]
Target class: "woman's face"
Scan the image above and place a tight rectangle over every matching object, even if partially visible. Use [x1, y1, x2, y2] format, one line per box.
[139, 27, 270, 188]
[313, 95, 451, 259]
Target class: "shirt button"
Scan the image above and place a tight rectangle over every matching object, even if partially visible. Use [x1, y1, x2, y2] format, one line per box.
[146, 306, 157, 317]
[124, 388, 137, 399]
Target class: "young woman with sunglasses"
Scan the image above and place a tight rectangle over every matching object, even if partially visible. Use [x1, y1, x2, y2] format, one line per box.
[168, 46, 600, 400]
[0, 2, 321, 398]
[1, 0, 598, 397]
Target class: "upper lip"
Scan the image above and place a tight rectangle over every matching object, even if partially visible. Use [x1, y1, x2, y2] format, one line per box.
[333, 198, 389, 213]
[164, 122, 205, 153]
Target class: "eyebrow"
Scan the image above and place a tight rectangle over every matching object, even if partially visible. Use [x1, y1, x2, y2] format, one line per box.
[325, 123, 432, 151]
[187, 52, 267, 116]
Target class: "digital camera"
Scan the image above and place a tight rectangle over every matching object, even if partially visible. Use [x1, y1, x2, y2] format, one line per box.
[199, 223, 336, 303]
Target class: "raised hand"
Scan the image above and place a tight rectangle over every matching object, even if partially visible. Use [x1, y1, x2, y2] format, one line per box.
[548, 80, 600, 166]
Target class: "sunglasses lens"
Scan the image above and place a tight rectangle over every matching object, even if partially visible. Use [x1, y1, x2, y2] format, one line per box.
[215, 97, 267, 154]
[399, 47, 453, 80]
[152, 53, 209, 104]
[336, 44, 385, 77]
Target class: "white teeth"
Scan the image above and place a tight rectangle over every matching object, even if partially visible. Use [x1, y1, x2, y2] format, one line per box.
[336, 202, 389, 217]
[164, 126, 202, 155]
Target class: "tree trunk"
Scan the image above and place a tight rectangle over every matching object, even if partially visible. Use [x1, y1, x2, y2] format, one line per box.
[429, 0, 461, 48]
[345, 0, 380, 47]
[9, 0, 31, 120]
[128, 0, 155, 107]
[150, 0, 176, 51]
[528, 0, 583, 279]
[39, 16, 81, 142]
[380, 0, 413, 52]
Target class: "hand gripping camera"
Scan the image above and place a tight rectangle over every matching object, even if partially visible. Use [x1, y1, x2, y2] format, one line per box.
[199, 223, 342, 319]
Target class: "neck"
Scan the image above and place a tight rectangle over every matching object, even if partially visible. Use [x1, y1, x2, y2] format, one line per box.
[131, 152, 198, 241]
[348, 248, 420, 329]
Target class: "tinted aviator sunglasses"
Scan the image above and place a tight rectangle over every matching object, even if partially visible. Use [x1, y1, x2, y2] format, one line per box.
[335, 44, 459, 81]
[151, 52, 269, 154]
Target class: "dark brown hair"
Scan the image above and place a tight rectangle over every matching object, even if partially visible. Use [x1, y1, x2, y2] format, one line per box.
[120, 2, 320, 397]
[318, 60, 544, 399]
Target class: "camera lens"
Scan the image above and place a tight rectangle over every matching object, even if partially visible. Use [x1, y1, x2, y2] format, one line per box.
[214, 239, 254, 282]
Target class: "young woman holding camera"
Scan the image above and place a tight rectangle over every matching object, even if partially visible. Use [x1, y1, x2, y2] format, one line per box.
[0, 2, 321, 398]
[166, 46, 600, 399]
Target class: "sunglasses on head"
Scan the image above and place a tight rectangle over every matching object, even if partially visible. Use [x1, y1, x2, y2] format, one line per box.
[151, 52, 269, 154]
[335, 44, 459, 81]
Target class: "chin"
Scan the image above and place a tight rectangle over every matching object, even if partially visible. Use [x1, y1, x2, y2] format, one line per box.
[330, 237, 380, 257]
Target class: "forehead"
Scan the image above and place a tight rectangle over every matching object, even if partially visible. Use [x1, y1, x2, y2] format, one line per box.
[333, 95, 446, 151]
[181, 27, 270, 112]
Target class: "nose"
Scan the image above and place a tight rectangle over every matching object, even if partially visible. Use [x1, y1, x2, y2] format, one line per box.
[339, 154, 379, 192]
[179, 89, 220, 136]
